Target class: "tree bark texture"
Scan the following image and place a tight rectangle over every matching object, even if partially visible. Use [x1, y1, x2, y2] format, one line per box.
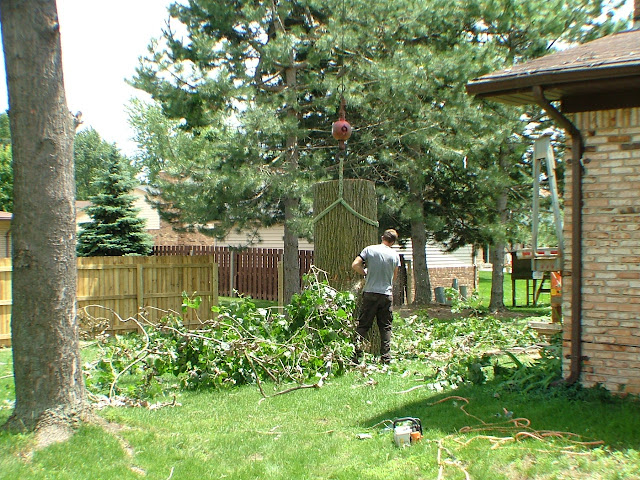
[489, 239, 506, 311]
[489, 155, 510, 311]
[1, 0, 86, 430]
[281, 60, 300, 305]
[410, 217, 432, 304]
[313, 179, 378, 292]
[408, 176, 431, 304]
[313, 178, 379, 353]
[283, 197, 300, 305]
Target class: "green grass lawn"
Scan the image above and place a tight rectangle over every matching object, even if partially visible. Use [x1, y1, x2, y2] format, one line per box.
[477, 270, 551, 314]
[1, 272, 638, 480]
[1, 345, 639, 480]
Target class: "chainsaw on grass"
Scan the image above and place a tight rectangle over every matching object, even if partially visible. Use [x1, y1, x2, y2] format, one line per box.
[393, 417, 423, 447]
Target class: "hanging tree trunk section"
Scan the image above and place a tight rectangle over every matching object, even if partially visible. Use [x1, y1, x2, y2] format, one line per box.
[313, 179, 380, 354]
[313, 179, 378, 292]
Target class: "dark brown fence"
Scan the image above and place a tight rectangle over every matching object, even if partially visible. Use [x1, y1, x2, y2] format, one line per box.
[153, 245, 314, 301]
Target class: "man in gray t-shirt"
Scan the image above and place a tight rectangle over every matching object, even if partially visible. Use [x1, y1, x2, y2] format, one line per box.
[351, 229, 401, 364]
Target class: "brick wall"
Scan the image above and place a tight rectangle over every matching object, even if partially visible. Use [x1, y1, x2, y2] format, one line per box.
[565, 107, 640, 394]
[407, 266, 476, 302]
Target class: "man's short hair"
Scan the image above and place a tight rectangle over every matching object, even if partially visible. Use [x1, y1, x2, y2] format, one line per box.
[382, 229, 398, 244]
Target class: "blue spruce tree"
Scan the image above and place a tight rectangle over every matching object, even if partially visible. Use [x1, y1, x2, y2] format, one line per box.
[77, 154, 153, 256]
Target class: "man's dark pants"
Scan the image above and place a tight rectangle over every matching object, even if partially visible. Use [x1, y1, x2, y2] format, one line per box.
[354, 292, 393, 363]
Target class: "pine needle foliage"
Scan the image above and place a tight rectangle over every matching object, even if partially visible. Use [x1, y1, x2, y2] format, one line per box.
[76, 155, 153, 257]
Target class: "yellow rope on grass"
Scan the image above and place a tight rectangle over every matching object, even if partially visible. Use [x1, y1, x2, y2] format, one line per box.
[428, 396, 605, 479]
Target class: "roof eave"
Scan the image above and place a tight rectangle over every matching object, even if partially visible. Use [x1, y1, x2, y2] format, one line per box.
[466, 64, 640, 105]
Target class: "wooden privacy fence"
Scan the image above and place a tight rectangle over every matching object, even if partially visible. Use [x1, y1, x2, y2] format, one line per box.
[0, 256, 218, 346]
[0, 259, 10, 346]
[153, 246, 314, 301]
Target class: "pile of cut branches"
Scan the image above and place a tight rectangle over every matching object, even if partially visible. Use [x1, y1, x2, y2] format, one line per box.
[393, 312, 552, 391]
[84, 268, 356, 401]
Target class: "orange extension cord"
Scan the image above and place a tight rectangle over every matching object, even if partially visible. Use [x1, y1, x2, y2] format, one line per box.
[427, 396, 604, 480]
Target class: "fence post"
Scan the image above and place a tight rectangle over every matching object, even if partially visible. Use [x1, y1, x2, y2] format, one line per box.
[229, 250, 236, 297]
[211, 260, 219, 308]
[136, 263, 144, 333]
[405, 259, 413, 304]
[277, 260, 283, 307]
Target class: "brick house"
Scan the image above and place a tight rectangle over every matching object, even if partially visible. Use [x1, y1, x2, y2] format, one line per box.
[466, 14, 640, 394]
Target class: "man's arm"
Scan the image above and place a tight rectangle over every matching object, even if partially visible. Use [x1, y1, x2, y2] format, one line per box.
[352, 255, 366, 276]
[393, 254, 401, 281]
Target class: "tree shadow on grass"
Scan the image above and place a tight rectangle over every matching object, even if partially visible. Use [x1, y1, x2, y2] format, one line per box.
[359, 380, 640, 450]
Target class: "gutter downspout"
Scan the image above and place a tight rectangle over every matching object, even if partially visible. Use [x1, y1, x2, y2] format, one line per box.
[533, 86, 584, 385]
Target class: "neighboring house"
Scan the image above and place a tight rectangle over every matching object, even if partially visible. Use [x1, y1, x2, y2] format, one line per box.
[76, 186, 161, 232]
[157, 224, 315, 251]
[76, 186, 314, 250]
[152, 219, 314, 251]
[0, 212, 10, 258]
[5, 189, 166, 256]
[466, 14, 640, 394]
[396, 242, 478, 298]
[79, 188, 475, 292]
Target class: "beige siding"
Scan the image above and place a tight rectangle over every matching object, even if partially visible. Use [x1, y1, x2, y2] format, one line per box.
[0, 221, 10, 258]
[134, 188, 160, 230]
[218, 225, 314, 250]
[564, 106, 640, 394]
[394, 241, 475, 268]
[76, 187, 160, 231]
[398, 243, 476, 299]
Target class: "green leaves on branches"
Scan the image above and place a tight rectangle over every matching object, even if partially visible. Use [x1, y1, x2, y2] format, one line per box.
[85, 271, 357, 399]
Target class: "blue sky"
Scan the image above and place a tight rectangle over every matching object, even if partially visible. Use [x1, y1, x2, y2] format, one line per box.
[0, 0, 173, 156]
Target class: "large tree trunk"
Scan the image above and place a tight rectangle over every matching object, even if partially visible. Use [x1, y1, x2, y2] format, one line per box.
[411, 217, 432, 304]
[1, 0, 86, 433]
[281, 59, 301, 305]
[489, 239, 506, 311]
[489, 152, 510, 312]
[313, 179, 378, 291]
[283, 197, 300, 305]
[408, 178, 431, 305]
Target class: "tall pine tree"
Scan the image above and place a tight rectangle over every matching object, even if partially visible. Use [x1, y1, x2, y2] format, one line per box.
[131, 0, 345, 302]
[77, 154, 153, 256]
[339, 0, 627, 306]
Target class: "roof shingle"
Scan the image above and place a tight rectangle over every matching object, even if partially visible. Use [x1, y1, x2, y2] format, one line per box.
[466, 29, 640, 108]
